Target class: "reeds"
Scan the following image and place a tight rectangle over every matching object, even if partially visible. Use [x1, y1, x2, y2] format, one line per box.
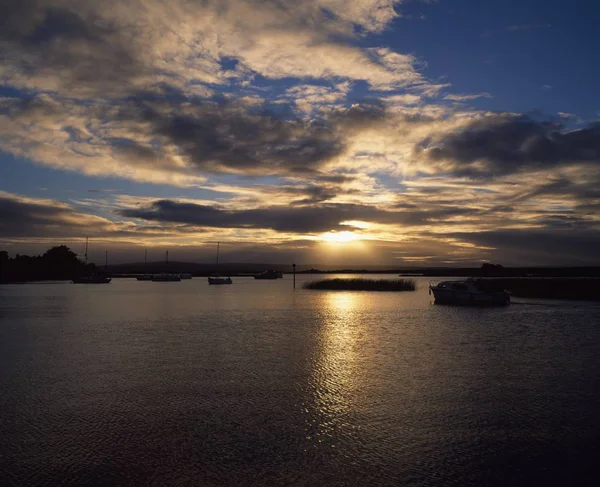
[303, 278, 416, 291]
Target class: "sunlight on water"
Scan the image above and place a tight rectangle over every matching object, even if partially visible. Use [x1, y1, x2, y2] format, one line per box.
[1, 277, 599, 486]
[308, 292, 363, 444]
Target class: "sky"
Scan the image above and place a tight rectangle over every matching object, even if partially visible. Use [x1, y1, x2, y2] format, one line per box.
[1, 0, 599, 266]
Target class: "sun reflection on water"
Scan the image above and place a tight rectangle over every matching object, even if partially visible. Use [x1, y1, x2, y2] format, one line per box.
[306, 291, 367, 446]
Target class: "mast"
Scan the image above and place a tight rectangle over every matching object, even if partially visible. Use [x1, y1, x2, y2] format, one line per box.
[144, 249, 147, 265]
[166, 250, 169, 265]
[105, 250, 108, 268]
[216, 242, 220, 267]
[85, 237, 89, 264]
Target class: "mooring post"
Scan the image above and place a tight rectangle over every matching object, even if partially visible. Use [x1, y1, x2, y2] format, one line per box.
[293, 263, 296, 289]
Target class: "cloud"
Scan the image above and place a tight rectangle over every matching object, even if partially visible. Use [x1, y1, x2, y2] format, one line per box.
[118, 196, 518, 235]
[418, 114, 600, 179]
[444, 93, 492, 102]
[1, 90, 409, 183]
[0, 191, 116, 238]
[0, 0, 432, 96]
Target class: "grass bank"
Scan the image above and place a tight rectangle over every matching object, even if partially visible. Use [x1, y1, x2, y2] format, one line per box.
[304, 278, 416, 292]
[479, 278, 600, 301]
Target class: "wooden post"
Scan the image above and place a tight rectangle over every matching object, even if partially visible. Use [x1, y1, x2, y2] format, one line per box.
[293, 263, 296, 289]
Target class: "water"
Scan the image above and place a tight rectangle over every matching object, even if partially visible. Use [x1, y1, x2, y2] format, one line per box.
[1, 276, 599, 486]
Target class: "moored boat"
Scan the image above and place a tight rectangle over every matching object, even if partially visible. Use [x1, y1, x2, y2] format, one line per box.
[71, 238, 111, 283]
[208, 242, 233, 285]
[136, 275, 154, 281]
[72, 275, 111, 284]
[429, 278, 510, 305]
[208, 276, 232, 285]
[152, 273, 181, 282]
[179, 273, 193, 279]
[253, 270, 283, 279]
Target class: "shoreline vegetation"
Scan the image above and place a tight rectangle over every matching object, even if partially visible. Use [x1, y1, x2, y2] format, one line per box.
[479, 278, 600, 301]
[304, 278, 417, 292]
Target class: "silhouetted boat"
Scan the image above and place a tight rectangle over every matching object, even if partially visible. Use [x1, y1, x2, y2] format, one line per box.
[208, 242, 232, 285]
[208, 276, 233, 285]
[253, 270, 283, 279]
[179, 273, 193, 279]
[136, 275, 153, 281]
[152, 273, 181, 282]
[72, 238, 111, 284]
[429, 278, 509, 305]
[72, 275, 111, 284]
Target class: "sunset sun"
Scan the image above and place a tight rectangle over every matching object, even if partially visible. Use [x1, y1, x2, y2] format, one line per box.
[319, 231, 361, 244]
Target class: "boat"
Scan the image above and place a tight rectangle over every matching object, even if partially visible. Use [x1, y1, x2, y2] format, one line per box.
[208, 276, 233, 285]
[72, 237, 111, 284]
[179, 273, 193, 279]
[152, 273, 181, 282]
[253, 270, 283, 279]
[136, 250, 153, 280]
[72, 275, 111, 284]
[429, 278, 510, 305]
[208, 242, 232, 285]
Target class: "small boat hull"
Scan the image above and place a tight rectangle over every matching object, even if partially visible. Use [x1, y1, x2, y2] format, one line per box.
[208, 277, 232, 285]
[431, 288, 509, 306]
[253, 270, 283, 279]
[136, 275, 154, 281]
[152, 273, 181, 282]
[72, 276, 112, 284]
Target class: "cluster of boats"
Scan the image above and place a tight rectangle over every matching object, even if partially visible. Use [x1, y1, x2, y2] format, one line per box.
[133, 269, 283, 285]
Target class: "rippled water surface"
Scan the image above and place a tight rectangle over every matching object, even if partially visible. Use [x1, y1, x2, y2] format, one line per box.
[1, 276, 599, 486]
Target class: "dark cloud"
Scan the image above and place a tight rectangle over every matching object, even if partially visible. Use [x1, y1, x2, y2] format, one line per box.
[145, 102, 344, 176]
[1, 1, 141, 93]
[119, 199, 496, 233]
[0, 194, 95, 238]
[120, 200, 373, 233]
[422, 115, 600, 179]
[0, 194, 201, 240]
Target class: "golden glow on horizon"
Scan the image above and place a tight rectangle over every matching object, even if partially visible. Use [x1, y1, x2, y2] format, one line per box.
[319, 231, 361, 243]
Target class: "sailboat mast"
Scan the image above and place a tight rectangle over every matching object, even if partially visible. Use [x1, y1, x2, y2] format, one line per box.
[216, 242, 220, 267]
[145, 249, 147, 265]
[85, 237, 89, 264]
[166, 250, 169, 265]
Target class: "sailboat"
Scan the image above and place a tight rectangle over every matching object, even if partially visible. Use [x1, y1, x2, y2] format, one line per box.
[137, 249, 153, 280]
[72, 237, 112, 284]
[208, 242, 232, 285]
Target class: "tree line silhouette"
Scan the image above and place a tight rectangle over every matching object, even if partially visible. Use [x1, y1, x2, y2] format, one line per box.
[0, 246, 97, 283]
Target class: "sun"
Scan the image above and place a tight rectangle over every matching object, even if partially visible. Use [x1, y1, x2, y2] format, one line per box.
[319, 231, 360, 243]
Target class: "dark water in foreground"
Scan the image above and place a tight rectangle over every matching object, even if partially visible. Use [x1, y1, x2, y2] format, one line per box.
[1, 276, 599, 486]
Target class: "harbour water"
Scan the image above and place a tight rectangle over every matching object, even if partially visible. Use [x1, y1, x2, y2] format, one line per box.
[1, 276, 599, 486]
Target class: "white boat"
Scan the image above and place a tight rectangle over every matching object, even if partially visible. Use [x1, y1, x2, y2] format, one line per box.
[208, 242, 232, 285]
[152, 273, 181, 282]
[179, 273, 193, 279]
[429, 278, 510, 305]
